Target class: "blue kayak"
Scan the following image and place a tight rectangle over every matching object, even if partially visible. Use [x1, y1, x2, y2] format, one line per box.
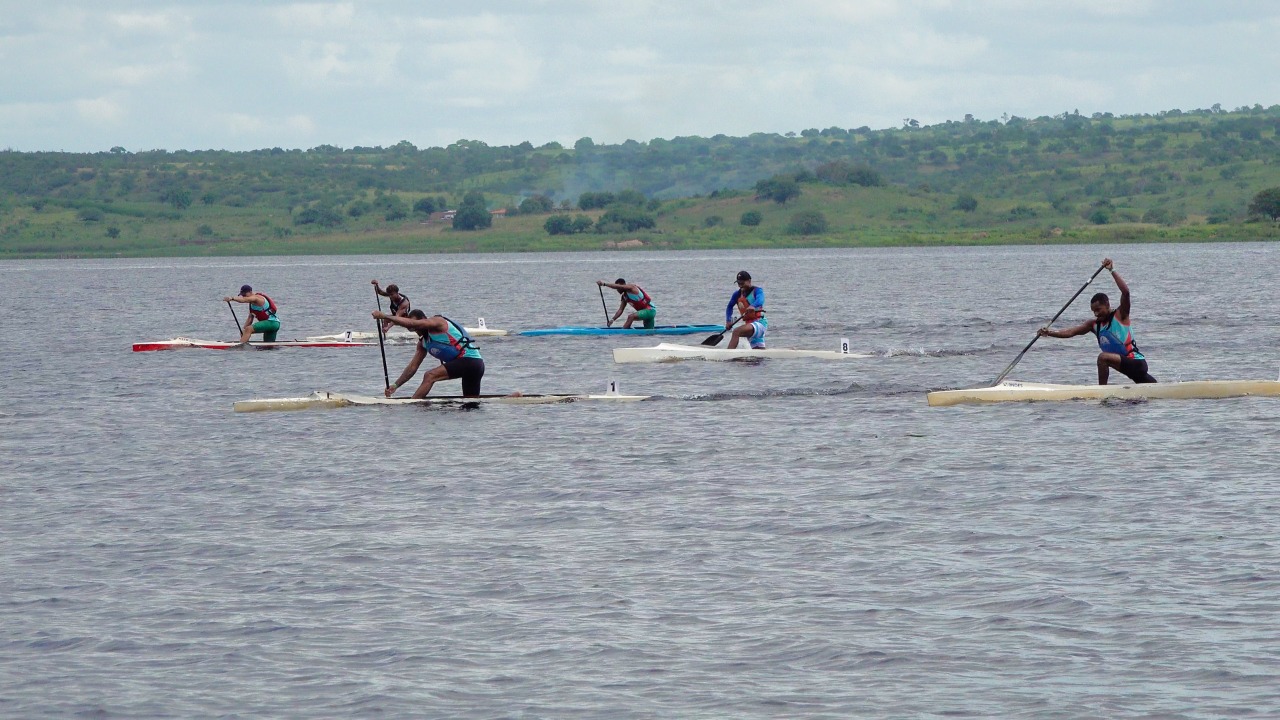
[519, 324, 723, 337]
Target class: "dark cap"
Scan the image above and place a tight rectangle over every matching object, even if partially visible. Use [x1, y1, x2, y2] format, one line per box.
[239, 284, 253, 295]
[735, 271, 751, 282]
[615, 278, 626, 285]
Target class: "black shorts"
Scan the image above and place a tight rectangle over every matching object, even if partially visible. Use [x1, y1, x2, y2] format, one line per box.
[443, 356, 484, 396]
[1117, 357, 1156, 384]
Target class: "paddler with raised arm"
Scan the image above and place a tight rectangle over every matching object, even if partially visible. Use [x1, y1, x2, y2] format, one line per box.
[223, 284, 280, 343]
[597, 278, 657, 329]
[371, 280, 411, 334]
[725, 270, 767, 349]
[373, 309, 484, 398]
[1037, 258, 1157, 384]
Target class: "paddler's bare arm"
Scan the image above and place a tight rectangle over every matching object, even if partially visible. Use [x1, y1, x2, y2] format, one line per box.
[372, 311, 444, 333]
[387, 345, 428, 397]
[1106, 260, 1132, 322]
[1039, 319, 1094, 338]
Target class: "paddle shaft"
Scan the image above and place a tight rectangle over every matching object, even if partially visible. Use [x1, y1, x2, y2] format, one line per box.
[226, 300, 241, 333]
[599, 284, 612, 327]
[991, 264, 1109, 386]
[374, 288, 391, 390]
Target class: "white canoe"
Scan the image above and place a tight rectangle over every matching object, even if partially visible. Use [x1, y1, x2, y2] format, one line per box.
[133, 337, 374, 351]
[613, 342, 874, 364]
[305, 326, 508, 342]
[234, 390, 650, 412]
[927, 379, 1280, 407]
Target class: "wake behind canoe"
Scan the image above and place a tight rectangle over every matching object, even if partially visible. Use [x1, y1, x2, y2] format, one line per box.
[234, 390, 651, 412]
[927, 379, 1280, 406]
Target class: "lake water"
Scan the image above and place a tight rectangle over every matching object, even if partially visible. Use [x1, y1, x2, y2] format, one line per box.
[2, 243, 1278, 718]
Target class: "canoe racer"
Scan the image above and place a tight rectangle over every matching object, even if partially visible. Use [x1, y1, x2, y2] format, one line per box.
[726, 270, 767, 349]
[1037, 258, 1157, 384]
[372, 280, 411, 333]
[223, 284, 280, 343]
[373, 309, 484, 398]
[597, 279, 657, 329]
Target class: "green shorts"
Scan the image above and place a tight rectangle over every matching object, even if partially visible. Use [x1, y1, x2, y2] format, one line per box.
[252, 319, 281, 342]
[635, 307, 656, 329]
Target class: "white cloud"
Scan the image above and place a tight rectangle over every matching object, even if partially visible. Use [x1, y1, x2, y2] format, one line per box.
[1, 1, 1278, 151]
[272, 2, 356, 30]
[74, 97, 126, 124]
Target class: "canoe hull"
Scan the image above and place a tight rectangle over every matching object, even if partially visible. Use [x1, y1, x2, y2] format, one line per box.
[927, 380, 1280, 406]
[305, 327, 508, 341]
[613, 342, 874, 363]
[133, 337, 374, 351]
[520, 324, 722, 337]
[234, 390, 650, 412]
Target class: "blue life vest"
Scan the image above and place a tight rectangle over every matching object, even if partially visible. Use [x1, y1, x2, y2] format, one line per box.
[421, 316, 480, 362]
[1093, 311, 1144, 360]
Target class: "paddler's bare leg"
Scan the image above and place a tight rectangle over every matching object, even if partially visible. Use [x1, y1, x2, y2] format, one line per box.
[727, 324, 753, 349]
[411, 365, 449, 399]
[239, 320, 255, 343]
[1096, 352, 1123, 385]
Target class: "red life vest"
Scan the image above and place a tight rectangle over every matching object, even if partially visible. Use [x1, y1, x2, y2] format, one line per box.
[625, 286, 653, 311]
[249, 293, 278, 322]
[736, 288, 762, 323]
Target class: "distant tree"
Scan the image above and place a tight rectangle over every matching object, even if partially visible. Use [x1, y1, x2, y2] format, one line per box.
[196, 224, 214, 236]
[544, 213, 593, 236]
[163, 188, 192, 210]
[703, 215, 723, 228]
[106, 226, 120, 238]
[740, 210, 762, 226]
[596, 205, 655, 232]
[614, 189, 648, 206]
[519, 194, 554, 214]
[317, 208, 344, 228]
[574, 137, 595, 151]
[452, 191, 491, 230]
[1248, 187, 1280, 220]
[786, 210, 828, 235]
[570, 214, 594, 234]
[544, 214, 573, 235]
[815, 160, 883, 187]
[754, 175, 800, 204]
[78, 208, 104, 222]
[413, 197, 438, 215]
[953, 194, 978, 212]
[578, 191, 615, 210]
[201, 193, 216, 206]
[1142, 207, 1185, 225]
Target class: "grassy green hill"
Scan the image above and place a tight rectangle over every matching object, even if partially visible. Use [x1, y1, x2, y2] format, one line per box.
[2, 105, 1279, 258]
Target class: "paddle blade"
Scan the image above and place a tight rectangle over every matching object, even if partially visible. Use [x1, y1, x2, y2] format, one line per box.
[701, 331, 726, 346]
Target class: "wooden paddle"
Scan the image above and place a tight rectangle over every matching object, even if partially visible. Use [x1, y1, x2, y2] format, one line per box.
[701, 317, 740, 346]
[374, 286, 391, 391]
[991, 263, 1108, 386]
[598, 283, 612, 327]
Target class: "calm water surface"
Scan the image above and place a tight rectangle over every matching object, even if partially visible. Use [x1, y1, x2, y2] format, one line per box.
[2, 243, 1278, 718]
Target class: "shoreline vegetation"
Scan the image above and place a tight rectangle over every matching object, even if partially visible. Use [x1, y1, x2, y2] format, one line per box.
[3, 104, 1280, 259]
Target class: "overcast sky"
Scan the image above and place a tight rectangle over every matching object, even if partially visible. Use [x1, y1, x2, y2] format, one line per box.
[3, 1, 1278, 153]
